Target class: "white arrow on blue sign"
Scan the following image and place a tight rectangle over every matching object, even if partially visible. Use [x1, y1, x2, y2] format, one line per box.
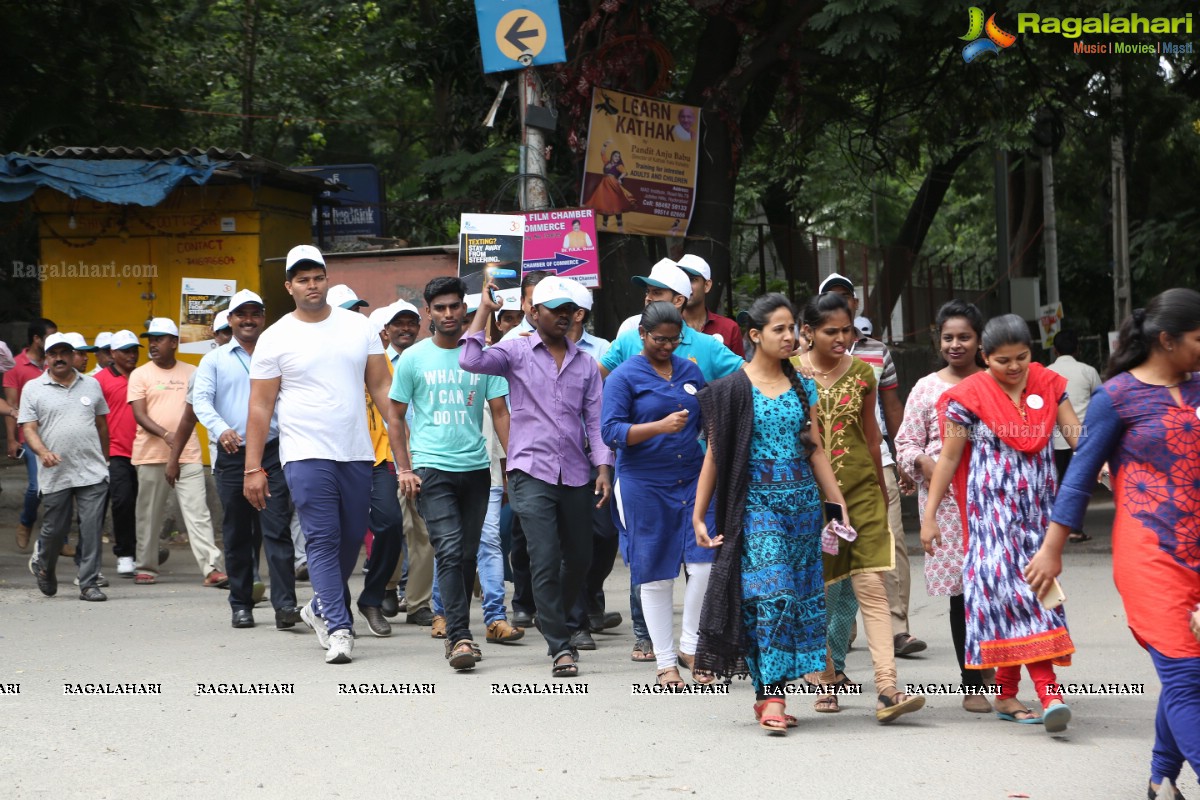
[475, 0, 566, 73]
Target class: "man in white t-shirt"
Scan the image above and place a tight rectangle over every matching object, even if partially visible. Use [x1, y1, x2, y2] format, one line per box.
[244, 245, 392, 665]
[1048, 330, 1102, 543]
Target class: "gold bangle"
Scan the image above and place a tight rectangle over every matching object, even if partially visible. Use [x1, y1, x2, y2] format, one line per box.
[243, 467, 266, 476]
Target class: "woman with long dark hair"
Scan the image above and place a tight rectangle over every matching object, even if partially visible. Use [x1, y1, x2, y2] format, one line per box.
[894, 300, 991, 713]
[601, 302, 713, 690]
[1028, 289, 1200, 795]
[693, 293, 847, 734]
[922, 314, 1081, 733]
[798, 291, 925, 723]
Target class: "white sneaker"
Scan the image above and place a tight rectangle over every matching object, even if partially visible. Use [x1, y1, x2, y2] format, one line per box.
[325, 630, 354, 664]
[117, 557, 135, 576]
[300, 599, 331, 649]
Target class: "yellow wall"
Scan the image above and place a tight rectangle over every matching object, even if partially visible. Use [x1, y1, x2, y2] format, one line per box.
[33, 182, 315, 461]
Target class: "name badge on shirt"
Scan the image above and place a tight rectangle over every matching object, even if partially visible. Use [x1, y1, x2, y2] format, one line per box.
[1026, 394, 1044, 410]
[683, 383, 697, 395]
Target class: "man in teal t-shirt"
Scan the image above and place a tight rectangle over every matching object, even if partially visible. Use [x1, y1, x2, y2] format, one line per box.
[600, 322, 744, 381]
[386, 276, 510, 671]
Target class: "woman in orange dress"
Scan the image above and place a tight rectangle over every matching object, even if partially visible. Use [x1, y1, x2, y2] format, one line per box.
[584, 140, 635, 232]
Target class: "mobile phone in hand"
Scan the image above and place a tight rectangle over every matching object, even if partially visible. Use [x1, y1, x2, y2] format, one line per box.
[823, 501, 843, 523]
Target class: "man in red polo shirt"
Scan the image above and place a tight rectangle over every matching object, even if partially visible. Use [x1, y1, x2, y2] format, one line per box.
[4, 317, 56, 550]
[94, 330, 143, 577]
[676, 254, 744, 358]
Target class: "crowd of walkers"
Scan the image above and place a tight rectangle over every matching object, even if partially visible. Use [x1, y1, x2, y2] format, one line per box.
[3, 247, 1197, 794]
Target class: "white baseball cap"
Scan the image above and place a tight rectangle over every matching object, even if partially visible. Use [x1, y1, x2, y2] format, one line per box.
[369, 300, 421, 331]
[632, 258, 692, 299]
[94, 331, 113, 349]
[43, 333, 75, 352]
[465, 293, 482, 313]
[676, 254, 711, 281]
[140, 317, 179, 338]
[64, 332, 96, 351]
[212, 310, 231, 332]
[531, 276, 578, 310]
[328, 284, 368, 310]
[854, 315, 873, 336]
[109, 330, 141, 350]
[286, 244, 326, 273]
[563, 278, 593, 311]
[228, 289, 265, 314]
[819, 272, 855, 294]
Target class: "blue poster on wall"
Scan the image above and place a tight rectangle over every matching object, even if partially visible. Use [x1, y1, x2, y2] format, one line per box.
[294, 163, 384, 245]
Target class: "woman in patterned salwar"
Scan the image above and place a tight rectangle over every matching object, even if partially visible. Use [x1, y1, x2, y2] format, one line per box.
[692, 294, 847, 735]
[922, 314, 1082, 733]
[797, 291, 925, 724]
[894, 300, 992, 713]
[1028, 289, 1200, 797]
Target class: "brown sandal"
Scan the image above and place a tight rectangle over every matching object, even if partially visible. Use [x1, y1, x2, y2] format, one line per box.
[447, 639, 476, 671]
[677, 652, 716, 685]
[656, 667, 685, 691]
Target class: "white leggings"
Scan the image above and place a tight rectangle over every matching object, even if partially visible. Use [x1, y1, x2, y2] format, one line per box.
[640, 562, 713, 670]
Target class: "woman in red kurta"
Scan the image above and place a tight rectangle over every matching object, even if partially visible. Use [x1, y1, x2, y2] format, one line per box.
[1030, 289, 1200, 798]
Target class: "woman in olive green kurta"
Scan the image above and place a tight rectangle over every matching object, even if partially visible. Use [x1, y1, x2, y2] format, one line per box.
[797, 291, 923, 723]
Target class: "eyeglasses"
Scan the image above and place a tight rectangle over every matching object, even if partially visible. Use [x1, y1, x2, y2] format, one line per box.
[645, 334, 682, 346]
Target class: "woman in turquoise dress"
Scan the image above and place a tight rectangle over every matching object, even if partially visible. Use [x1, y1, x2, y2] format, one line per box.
[693, 294, 847, 735]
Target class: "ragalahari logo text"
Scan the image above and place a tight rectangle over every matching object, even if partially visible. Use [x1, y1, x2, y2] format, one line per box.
[961, 8, 1017, 62]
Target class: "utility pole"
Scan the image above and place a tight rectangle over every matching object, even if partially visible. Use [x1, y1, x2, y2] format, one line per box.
[1033, 107, 1064, 306]
[519, 68, 550, 212]
[1111, 80, 1132, 328]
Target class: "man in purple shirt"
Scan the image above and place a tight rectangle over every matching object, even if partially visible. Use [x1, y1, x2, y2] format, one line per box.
[460, 275, 613, 678]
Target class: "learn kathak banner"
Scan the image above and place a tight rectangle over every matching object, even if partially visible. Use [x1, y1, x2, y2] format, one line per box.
[457, 213, 525, 297]
[580, 88, 700, 238]
[522, 208, 600, 288]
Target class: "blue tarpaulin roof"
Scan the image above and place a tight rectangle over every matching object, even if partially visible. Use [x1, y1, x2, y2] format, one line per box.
[0, 153, 228, 206]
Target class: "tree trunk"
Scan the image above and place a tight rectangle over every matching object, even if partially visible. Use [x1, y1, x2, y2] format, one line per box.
[869, 143, 978, 326]
[240, 0, 258, 153]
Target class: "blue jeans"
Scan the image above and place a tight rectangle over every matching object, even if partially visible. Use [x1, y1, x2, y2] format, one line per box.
[361, 463, 404, 608]
[1148, 645, 1200, 783]
[434, 485, 506, 624]
[283, 459, 371, 634]
[20, 444, 40, 528]
[631, 583, 649, 640]
[418, 467, 490, 644]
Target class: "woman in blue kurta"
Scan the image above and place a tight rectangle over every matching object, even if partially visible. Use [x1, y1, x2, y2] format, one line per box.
[602, 302, 712, 689]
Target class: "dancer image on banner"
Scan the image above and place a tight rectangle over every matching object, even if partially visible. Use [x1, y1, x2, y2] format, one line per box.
[584, 140, 636, 232]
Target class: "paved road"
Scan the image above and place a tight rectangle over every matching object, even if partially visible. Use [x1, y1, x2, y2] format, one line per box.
[0, 462, 1190, 800]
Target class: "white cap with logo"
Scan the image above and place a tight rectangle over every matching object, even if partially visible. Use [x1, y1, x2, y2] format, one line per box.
[228, 289, 265, 313]
[632, 258, 692, 299]
[140, 317, 180, 338]
[64, 332, 97, 351]
[328, 284, 369, 310]
[94, 332, 113, 349]
[212, 311, 231, 332]
[676, 254, 711, 281]
[286, 244, 326, 273]
[368, 300, 422, 331]
[531, 276, 578, 309]
[819, 272, 856, 294]
[43, 333, 75, 352]
[563, 278, 593, 311]
[109, 330, 142, 350]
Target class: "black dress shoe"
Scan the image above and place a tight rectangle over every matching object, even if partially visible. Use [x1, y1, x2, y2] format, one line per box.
[158, 545, 170, 565]
[29, 555, 57, 597]
[511, 610, 535, 628]
[232, 610, 255, 628]
[569, 629, 597, 651]
[380, 591, 400, 618]
[358, 605, 392, 637]
[79, 587, 107, 602]
[274, 606, 302, 629]
[588, 611, 622, 633]
[406, 607, 433, 626]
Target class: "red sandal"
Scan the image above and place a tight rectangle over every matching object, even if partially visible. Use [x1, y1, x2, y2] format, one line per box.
[753, 698, 794, 734]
